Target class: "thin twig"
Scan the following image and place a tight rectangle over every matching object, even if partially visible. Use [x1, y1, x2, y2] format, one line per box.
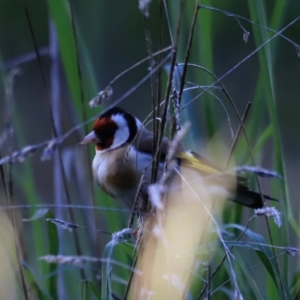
[177, 1, 200, 105]
[162, 0, 174, 45]
[197, 216, 255, 299]
[0, 203, 147, 214]
[182, 81, 234, 139]
[108, 46, 172, 87]
[223, 102, 252, 170]
[200, 5, 300, 51]
[177, 62, 235, 139]
[210, 250, 289, 297]
[126, 173, 145, 230]
[2, 47, 49, 70]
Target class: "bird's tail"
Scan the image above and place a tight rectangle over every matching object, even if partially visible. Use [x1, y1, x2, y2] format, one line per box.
[232, 186, 278, 209]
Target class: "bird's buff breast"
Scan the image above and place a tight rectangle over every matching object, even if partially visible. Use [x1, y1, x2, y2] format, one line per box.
[92, 146, 149, 207]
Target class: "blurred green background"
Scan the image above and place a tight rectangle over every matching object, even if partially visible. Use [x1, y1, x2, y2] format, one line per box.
[0, 0, 300, 299]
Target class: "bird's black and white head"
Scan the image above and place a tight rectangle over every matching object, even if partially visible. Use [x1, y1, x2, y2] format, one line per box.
[80, 107, 142, 151]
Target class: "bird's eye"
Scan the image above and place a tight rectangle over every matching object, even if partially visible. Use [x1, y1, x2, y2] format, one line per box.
[102, 124, 117, 138]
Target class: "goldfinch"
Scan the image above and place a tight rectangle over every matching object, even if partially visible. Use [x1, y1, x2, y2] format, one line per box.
[80, 107, 275, 209]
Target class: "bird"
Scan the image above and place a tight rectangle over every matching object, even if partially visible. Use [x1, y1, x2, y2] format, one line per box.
[80, 106, 276, 210]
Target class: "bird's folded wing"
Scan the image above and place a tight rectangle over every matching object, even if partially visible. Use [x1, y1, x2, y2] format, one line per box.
[176, 151, 221, 175]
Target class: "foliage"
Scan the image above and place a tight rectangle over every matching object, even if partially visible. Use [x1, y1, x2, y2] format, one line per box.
[0, 0, 299, 299]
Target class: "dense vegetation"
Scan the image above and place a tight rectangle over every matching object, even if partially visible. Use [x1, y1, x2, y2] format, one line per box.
[0, 1, 299, 299]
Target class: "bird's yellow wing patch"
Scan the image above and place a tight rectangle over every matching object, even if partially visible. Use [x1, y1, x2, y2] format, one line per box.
[176, 151, 220, 175]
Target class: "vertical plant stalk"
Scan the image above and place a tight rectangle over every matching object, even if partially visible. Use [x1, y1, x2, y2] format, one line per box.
[151, 0, 186, 185]
[141, 11, 155, 213]
[48, 16, 86, 280]
[247, 3, 288, 297]
[21, 0, 85, 279]
[4, 69, 29, 300]
[206, 240, 211, 300]
[223, 102, 252, 170]
[177, 0, 200, 105]
[154, 0, 163, 142]
[0, 151, 8, 200]
[124, 1, 187, 299]
[4, 70, 17, 206]
[49, 20, 66, 299]
[150, 0, 164, 187]
[68, 0, 101, 267]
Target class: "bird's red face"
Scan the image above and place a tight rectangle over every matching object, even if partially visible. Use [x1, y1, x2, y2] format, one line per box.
[80, 107, 140, 151]
[92, 117, 118, 150]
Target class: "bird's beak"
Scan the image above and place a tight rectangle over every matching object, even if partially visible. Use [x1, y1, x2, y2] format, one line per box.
[80, 131, 99, 144]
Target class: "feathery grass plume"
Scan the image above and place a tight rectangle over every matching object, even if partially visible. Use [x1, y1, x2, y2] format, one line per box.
[40, 140, 58, 161]
[39, 255, 100, 267]
[40, 255, 141, 274]
[22, 209, 48, 222]
[243, 31, 250, 43]
[112, 228, 132, 242]
[102, 227, 133, 299]
[15, 145, 38, 162]
[46, 218, 78, 231]
[0, 145, 38, 165]
[138, 0, 151, 18]
[285, 247, 300, 256]
[148, 184, 164, 210]
[89, 86, 113, 108]
[254, 207, 282, 227]
[172, 77, 181, 131]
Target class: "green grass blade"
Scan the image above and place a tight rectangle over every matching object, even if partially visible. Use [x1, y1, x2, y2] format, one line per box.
[23, 262, 51, 300]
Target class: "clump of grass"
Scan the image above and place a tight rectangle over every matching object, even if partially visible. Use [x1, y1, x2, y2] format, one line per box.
[0, 1, 299, 299]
